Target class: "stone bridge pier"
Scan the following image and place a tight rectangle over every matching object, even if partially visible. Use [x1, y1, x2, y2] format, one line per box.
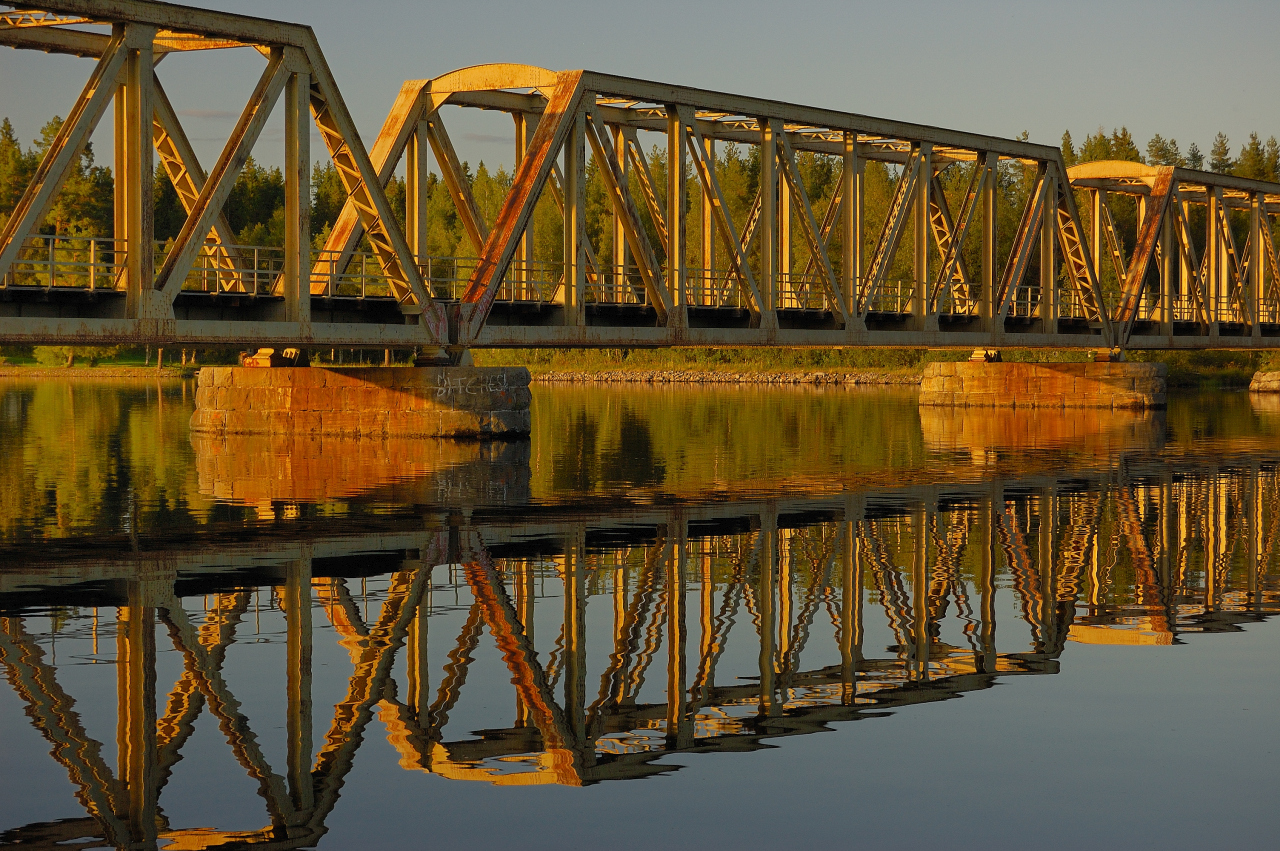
[190, 366, 532, 439]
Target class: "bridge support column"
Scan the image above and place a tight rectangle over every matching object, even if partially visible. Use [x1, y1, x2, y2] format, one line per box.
[191, 366, 532, 437]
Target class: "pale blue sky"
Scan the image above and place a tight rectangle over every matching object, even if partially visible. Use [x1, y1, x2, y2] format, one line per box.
[2, 0, 1277, 173]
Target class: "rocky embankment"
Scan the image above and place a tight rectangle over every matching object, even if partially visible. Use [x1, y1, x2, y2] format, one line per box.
[1250, 371, 1280, 393]
[533, 369, 920, 386]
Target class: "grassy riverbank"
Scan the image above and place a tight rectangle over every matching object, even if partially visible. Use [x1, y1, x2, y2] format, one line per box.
[0, 344, 1272, 388]
[476, 347, 1277, 388]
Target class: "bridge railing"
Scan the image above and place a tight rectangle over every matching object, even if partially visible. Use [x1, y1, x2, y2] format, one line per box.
[0, 234, 126, 290]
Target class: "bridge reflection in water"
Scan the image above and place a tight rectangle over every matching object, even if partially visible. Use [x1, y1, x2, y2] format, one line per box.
[2, 450, 1279, 849]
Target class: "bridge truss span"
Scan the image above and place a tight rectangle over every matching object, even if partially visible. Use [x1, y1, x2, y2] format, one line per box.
[3, 1, 1280, 352]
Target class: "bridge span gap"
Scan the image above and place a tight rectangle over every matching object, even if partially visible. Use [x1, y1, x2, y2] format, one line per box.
[2, 2, 1280, 405]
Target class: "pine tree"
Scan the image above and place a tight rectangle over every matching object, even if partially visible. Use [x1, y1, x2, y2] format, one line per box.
[1186, 143, 1204, 170]
[1109, 127, 1143, 163]
[1235, 132, 1268, 181]
[1061, 130, 1077, 167]
[1146, 134, 1183, 167]
[1079, 128, 1111, 163]
[1266, 137, 1280, 183]
[1209, 133, 1233, 173]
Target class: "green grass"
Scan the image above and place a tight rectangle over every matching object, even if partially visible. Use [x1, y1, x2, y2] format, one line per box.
[0, 343, 1273, 388]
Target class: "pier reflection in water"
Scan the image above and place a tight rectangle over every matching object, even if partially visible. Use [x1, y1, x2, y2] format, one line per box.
[3, 456, 1280, 848]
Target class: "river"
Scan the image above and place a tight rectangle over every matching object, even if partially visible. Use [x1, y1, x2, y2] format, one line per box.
[1, 377, 1278, 849]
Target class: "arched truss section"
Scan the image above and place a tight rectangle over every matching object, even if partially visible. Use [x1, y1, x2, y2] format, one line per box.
[1069, 160, 1280, 347]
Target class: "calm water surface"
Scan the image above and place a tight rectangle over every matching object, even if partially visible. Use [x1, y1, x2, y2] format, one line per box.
[1, 377, 1279, 849]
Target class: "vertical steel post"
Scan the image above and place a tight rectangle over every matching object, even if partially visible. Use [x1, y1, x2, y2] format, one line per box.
[666, 107, 687, 322]
[760, 121, 777, 316]
[515, 558, 535, 725]
[700, 137, 715, 305]
[839, 519, 864, 704]
[779, 147, 791, 307]
[117, 587, 157, 847]
[1038, 491, 1055, 650]
[1208, 190, 1221, 330]
[407, 574, 429, 725]
[283, 63, 311, 325]
[514, 113, 531, 299]
[122, 25, 155, 319]
[406, 122, 429, 261]
[982, 154, 997, 333]
[613, 127, 628, 300]
[980, 490, 998, 672]
[841, 131, 861, 322]
[666, 524, 689, 745]
[284, 555, 313, 816]
[911, 145, 931, 325]
[1251, 192, 1263, 337]
[562, 111, 586, 325]
[563, 531, 586, 745]
[757, 506, 777, 716]
[912, 505, 930, 679]
[1091, 189, 1103, 297]
[1040, 170, 1057, 333]
[1161, 201, 1175, 336]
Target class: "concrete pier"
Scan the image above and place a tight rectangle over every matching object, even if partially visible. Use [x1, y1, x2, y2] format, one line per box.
[190, 366, 531, 438]
[919, 361, 1167, 409]
[1249, 371, 1280, 393]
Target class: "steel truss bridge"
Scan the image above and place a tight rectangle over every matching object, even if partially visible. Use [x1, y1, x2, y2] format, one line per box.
[2, 459, 1279, 848]
[3, 2, 1280, 356]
